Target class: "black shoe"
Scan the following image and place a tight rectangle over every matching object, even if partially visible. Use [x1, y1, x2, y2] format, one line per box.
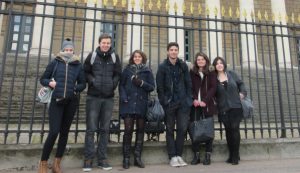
[98, 160, 112, 170]
[134, 157, 145, 168]
[203, 152, 211, 165]
[190, 152, 200, 165]
[231, 159, 239, 165]
[123, 158, 130, 169]
[226, 157, 232, 163]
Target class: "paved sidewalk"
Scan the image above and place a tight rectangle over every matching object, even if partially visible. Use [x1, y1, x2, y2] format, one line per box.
[2, 158, 300, 173]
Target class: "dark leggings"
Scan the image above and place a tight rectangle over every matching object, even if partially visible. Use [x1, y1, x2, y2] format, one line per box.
[41, 97, 78, 161]
[123, 115, 145, 145]
[221, 108, 243, 161]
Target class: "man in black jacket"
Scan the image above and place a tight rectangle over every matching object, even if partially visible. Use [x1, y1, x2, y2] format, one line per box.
[83, 33, 122, 172]
[156, 42, 193, 167]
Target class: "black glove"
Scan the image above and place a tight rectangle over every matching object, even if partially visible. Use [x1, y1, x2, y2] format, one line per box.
[132, 76, 143, 87]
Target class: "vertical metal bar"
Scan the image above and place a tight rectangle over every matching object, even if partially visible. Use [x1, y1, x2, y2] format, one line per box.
[207, 15, 211, 59]
[215, 16, 219, 57]
[266, 22, 279, 138]
[130, 7, 134, 54]
[148, 10, 152, 68]
[60, 1, 67, 47]
[120, 9, 125, 66]
[251, 19, 263, 138]
[198, 18, 202, 52]
[230, 20, 235, 70]
[157, 11, 161, 66]
[139, 9, 143, 50]
[174, 13, 178, 43]
[16, 0, 26, 144]
[244, 18, 255, 138]
[91, 3, 96, 51]
[279, 22, 293, 137]
[222, 17, 227, 61]
[272, 25, 286, 138]
[259, 22, 271, 138]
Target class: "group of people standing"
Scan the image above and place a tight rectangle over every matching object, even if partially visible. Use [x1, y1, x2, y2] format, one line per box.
[37, 33, 247, 173]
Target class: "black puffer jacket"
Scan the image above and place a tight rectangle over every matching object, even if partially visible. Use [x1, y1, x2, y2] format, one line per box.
[156, 58, 193, 109]
[84, 47, 122, 98]
[40, 54, 86, 99]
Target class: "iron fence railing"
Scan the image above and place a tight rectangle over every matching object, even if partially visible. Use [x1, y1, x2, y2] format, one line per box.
[0, 0, 300, 144]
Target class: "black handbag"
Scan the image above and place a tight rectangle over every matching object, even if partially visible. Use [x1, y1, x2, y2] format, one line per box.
[146, 98, 165, 122]
[189, 109, 214, 143]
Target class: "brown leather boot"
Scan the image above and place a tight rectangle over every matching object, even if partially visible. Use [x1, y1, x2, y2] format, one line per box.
[52, 158, 62, 173]
[38, 161, 48, 173]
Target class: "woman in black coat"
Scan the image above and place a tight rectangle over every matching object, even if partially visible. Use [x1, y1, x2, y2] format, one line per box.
[189, 52, 217, 165]
[212, 57, 246, 165]
[38, 38, 86, 173]
[119, 50, 155, 169]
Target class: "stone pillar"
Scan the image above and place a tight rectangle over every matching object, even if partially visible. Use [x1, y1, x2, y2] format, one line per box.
[271, 0, 291, 68]
[168, 0, 185, 59]
[240, 0, 259, 67]
[83, 0, 102, 58]
[30, 0, 55, 56]
[126, 0, 144, 60]
[206, 0, 223, 59]
[0, 2, 6, 50]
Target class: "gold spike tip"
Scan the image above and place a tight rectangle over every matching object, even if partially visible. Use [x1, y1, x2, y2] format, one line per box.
[221, 6, 225, 17]
[250, 10, 255, 19]
[103, 0, 108, 6]
[131, 0, 135, 8]
[198, 4, 202, 15]
[166, 0, 169, 12]
[236, 8, 240, 18]
[214, 7, 218, 16]
[140, 0, 144, 9]
[174, 2, 178, 13]
[291, 13, 295, 23]
[264, 11, 268, 21]
[272, 13, 276, 22]
[257, 10, 262, 20]
[285, 15, 289, 23]
[156, 0, 161, 10]
[229, 7, 232, 17]
[121, 0, 126, 8]
[190, 2, 194, 15]
[242, 9, 247, 18]
[206, 7, 210, 15]
[298, 14, 300, 24]
[182, 3, 186, 13]
[113, 0, 118, 7]
[278, 13, 282, 21]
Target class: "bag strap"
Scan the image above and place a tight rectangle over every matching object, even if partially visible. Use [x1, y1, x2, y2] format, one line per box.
[90, 50, 116, 65]
[51, 60, 58, 79]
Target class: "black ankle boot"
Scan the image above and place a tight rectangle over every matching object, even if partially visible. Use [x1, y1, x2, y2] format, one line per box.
[191, 152, 200, 165]
[203, 152, 211, 165]
[123, 158, 130, 169]
[134, 157, 145, 168]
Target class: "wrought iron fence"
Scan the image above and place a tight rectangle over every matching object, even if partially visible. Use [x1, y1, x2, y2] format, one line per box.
[0, 0, 300, 144]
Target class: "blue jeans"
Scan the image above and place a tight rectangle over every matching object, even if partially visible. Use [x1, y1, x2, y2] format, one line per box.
[84, 95, 114, 161]
[164, 105, 190, 159]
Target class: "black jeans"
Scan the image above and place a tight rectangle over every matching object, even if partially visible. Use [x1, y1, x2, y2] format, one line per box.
[221, 108, 243, 161]
[164, 104, 190, 159]
[41, 96, 78, 161]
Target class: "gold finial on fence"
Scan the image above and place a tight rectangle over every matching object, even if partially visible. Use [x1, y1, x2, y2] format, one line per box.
[236, 8, 240, 18]
[94, 0, 97, 4]
[131, 0, 135, 8]
[278, 13, 282, 22]
[103, 0, 108, 6]
[221, 6, 225, 17]
[140, 0, 144, 9]
[229, 7, 232, 17]
[190, 2, 194, 15]
[291, 13, 295, 24]
[198, 4, 202, 15]
[166, 0, 169, 12]
[122, 0, 126, 8]
[206, 6, 210, 15]
[174, 2, 178, 13]
[264, 11, 268, 21]
[113, 0, 118, 7]
[75, 0, 78, 3]
[214, 7, 218, 16]
[250, 10, 255, 19]
[242, 9, 247, 18]
[148, 0, 153, 10]
[297, 14, 300, 24]
[285, 15, 289, 23]
[257, 10, 262, 21]
[182, 2, 186, 13]
[156, 0, 161, 10]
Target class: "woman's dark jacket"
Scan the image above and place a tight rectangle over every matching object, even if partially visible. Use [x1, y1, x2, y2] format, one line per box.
[156, 58, 193, 109]
[40, 54, 86, 99]
[119, 64, 155, 118]
[190, 70, 217, 117]
[215, 70, 247, 114]
[84, 47, 122, 98]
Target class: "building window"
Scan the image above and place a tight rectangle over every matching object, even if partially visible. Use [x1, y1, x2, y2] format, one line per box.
[9, 15, 33, 53]
[100, 23, 117, 50]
